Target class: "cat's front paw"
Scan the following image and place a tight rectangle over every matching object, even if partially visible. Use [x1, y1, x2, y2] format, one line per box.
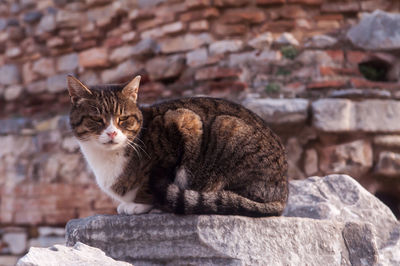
[117, 202, 153, 215]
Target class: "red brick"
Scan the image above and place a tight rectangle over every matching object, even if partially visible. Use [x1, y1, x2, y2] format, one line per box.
[307, 80, 348, 89]
[347, 51, 368, 65]
[314, 14, 344, 21]
[209, 80, 246, 92]
[180, 8, 219, 22]
[261, 20, 295, 32]
[279, 5, 308, 19]
[79, 47, 108, 68]
[326, 50, 344, 63]
[320, 66, 359, 76]
[214, 24, 247, 36]
[14, 210, 43, 225]
[104, 36, 123, 48]
[221, 9, 267, 24]
[350, 78, 400, 90]
[256, 0, 285, 4]
[287, 0, 322, 4]
[195, 66, 241, 80]
[215, 0, 248, 7]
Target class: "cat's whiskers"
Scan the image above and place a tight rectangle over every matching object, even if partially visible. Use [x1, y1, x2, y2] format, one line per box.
[126, 141, 141, 159]
[127, 139, 151, 159]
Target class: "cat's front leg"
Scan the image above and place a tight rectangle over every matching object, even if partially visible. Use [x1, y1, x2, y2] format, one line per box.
[117, 202, 153, 215]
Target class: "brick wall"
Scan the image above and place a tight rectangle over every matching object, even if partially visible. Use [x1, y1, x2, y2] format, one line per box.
[1, 0, 400, 261]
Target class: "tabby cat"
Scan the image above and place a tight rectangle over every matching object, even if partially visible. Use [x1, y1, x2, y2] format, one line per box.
[68, 75, 288, 217]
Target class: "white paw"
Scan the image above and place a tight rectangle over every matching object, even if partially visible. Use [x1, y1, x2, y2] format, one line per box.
[117, 202, 153, 215]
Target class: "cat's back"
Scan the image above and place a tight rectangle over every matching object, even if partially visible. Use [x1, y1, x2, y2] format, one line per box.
[142, 97, 270, 131]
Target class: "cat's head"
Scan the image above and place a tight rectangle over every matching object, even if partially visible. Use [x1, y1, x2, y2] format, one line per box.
[67, 75, 143, 151]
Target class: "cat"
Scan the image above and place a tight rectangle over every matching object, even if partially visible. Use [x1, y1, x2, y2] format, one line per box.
[67, 75, 288, 217]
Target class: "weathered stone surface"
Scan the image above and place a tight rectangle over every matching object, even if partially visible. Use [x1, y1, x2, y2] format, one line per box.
[32, 58, 56, 77]
[0, 64, 21, 85]
[305, 34, 337, 48]
[4, 85, 23, 101]
[101, 60, 143, 83]
[374, 135, 400, 147]
[145, 54, 185, 81]
[3, 231, 27, 255]
[284, 174, 400, 265]
[131, 39, 160, 58]
[209, 39, 244, 54]
[319, 140, 373, 177]
[248, 32, 273, 49]
[160, 33, 213, 53]
[304, 148, 318, 176]
[243, 98, 309, 124]
[347, 10, 400, 50]
[66, 213, 376, 265]
[275, 32, 299, 46]
[46, 73, 66, 93]
[16, 242, 131, 266]
[375, 151, 400, 176]
[186, 48, 208, 67]
[312, 99, 400, 132]
[57, 53, 79, 72]
[79, 48, 108, 68]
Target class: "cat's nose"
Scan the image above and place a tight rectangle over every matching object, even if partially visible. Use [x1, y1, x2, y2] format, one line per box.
[107, 131, 117, 139]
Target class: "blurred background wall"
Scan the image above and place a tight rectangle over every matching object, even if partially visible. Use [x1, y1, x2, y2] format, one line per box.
[1, 0, 400, 263]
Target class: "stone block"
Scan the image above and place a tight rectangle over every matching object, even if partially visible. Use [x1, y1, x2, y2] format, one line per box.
[248, 32, 273, 49]
[319, 140, 373, 177]
[221, 8, 266, 24]
[4, 85, 23, 101]
[312, 99, 400, 132]
[57, 53, 79, 72]
[209, 40, 244, 55]
[243, 98, 309, 124]
[79, 47, 109, 68]
[17, 242, 131, 266]
[189, 20, 209, 31]
[375, 151, 400, 176]
[160, 33, 213, 53]
[145, 54, 185, 81]
[0, 64, 21, 85]
[186, 48, 208, 67]
[347, 10, 400, 50]
[195, 66, 241, 81]
[101, 60, 143, 84]
[374, 135, 400, 147]
[32, 58, 56, 77]
[3, 231, 27, 255]
[46, 73, 67, 93]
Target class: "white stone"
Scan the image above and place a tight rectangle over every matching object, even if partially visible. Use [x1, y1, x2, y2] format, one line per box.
[209, 40, 244, 54]
[305, 35, 338, 48]
[275, 32, 299, 46]
[243, 98, 309, 124]
[4, 85, 23, 101]
[312, 99, 400, 132]
[38, 227, 65, 237]
[17, 242, 132, 266]
[374, 135, 400, 147]
[3, 232, 27, 255]
[347, 10, 400, 50]
[248, 32, 273, 49]
[186, 48, 208, 67]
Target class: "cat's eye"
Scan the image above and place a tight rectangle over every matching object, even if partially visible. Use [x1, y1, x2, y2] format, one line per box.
[119, 116, 129, 122]
[90, 116, 104, 123]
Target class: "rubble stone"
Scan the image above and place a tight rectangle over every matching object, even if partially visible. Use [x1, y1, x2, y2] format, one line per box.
[0, 64, 21, 85]
[375, 151, 400, 176]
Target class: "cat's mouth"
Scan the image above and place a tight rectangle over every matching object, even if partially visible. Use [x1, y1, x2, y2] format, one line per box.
[104, 140, 118, 145]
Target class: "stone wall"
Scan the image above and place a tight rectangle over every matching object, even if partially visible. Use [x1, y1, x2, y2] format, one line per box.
[1, 0, 400, 261]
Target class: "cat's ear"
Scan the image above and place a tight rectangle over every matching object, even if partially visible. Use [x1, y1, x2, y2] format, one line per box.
[122, 75, 141, 102]
[67, 75, 92, 103]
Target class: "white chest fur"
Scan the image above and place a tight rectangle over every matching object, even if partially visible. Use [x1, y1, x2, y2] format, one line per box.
[78, 141, 136, 203]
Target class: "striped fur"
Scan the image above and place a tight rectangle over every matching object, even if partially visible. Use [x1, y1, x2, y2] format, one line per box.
[68, 76, 288, 217]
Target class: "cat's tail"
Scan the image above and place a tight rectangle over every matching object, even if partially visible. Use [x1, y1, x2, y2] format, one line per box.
[157, 184, 285, 217]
